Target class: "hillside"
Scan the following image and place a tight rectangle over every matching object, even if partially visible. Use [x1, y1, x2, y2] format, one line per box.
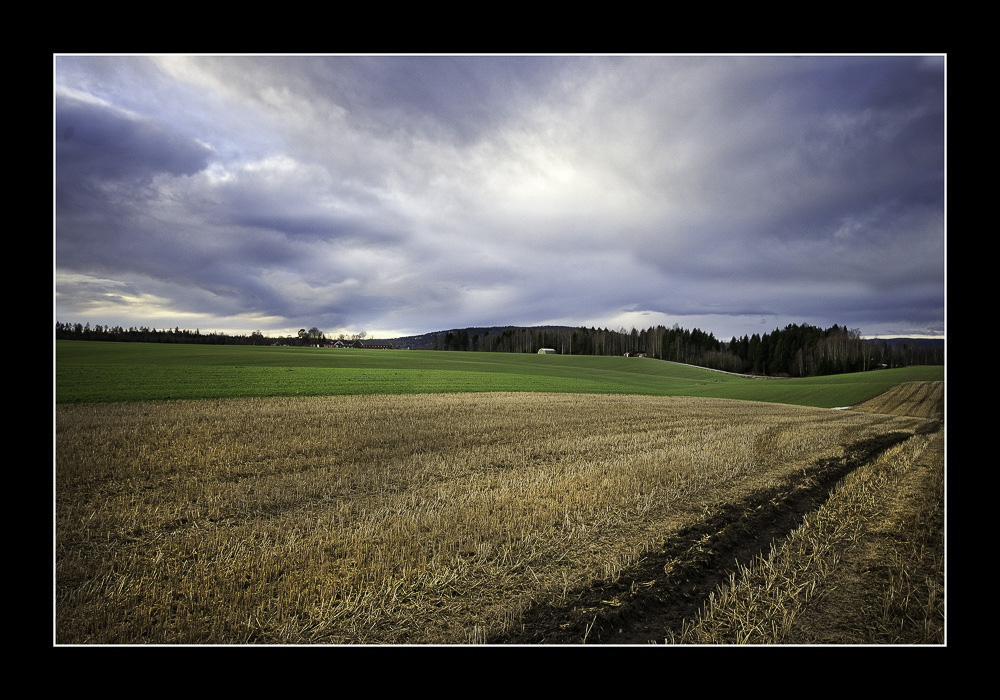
[869, 337, 945, 349]
[386, 325, 577, 350]
[850, 381, 944, 420]
[55, 340, 944, 407]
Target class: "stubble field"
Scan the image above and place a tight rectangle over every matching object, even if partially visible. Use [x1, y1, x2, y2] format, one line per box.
[55, 383, 944, 645]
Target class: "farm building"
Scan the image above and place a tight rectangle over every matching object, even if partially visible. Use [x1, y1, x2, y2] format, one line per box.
[326, 339, 396, 349]
[538, 348, 556, 354]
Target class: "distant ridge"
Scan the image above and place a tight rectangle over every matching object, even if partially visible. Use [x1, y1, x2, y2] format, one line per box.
[383, 325, 577, 350]
[867, 337, 945, 349]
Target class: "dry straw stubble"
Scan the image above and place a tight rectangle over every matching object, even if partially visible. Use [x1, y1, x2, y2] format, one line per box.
[56, 391, 924, 644]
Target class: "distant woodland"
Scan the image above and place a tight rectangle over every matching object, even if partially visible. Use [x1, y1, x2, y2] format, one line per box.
[55, 321, 943, 378]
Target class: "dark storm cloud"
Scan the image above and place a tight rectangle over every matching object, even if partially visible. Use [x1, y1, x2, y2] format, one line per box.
[686, 56, 943, 244]
[56, 92, 212, 191]
[55, 92, 215, 270]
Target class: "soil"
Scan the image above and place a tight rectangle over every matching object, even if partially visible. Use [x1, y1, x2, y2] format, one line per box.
[488, 431, 915, 645]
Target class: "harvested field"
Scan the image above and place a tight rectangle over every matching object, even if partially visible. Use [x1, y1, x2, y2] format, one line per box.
[55, 388, 943, 645]
[850, 380, 945, 420]
[540, 381, 945, 645]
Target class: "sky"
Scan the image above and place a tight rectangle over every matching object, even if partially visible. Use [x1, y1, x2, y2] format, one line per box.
[54, 54, 946, 341]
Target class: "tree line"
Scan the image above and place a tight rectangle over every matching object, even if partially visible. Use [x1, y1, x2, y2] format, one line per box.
[430, 323, 942, 375]
[711, 323, 943, 376]
[55, 322, 316, 346]
[55, 320, 942, 377]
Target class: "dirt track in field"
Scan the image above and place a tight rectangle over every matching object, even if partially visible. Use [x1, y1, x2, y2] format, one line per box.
[489, 381, 944, 645]
[489, 432, 914, 644]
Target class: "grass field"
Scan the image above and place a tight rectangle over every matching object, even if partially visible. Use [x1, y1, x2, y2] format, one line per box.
[54, 340, 944, 407]
[54, 341, 945, 645]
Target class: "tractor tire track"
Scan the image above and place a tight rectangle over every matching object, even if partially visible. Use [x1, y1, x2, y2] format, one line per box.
[489, 431, 914, 645]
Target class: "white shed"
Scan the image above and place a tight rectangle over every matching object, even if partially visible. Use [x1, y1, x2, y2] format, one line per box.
[538, 348, 556, 354]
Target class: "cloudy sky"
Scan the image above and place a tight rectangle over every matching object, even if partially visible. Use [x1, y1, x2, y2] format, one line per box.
[54, 54, 946, 341]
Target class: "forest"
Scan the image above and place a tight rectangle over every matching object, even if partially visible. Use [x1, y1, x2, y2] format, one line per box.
[428, 323, 942, 376]
[54, 320, 943, 378]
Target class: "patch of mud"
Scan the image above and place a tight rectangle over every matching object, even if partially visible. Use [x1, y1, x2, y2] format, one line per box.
[489, 432, 913, 645]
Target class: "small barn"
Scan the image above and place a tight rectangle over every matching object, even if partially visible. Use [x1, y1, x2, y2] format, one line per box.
[537, 348, 556, 354]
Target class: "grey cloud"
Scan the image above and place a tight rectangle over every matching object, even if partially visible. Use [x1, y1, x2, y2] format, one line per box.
[55, 92, 216, 274]
[56, 93, 212, 187]
[666, 57, 944, 231]
[299, 55, 570, 144]
[55, 55, 946, 340]
[185, 55, 568, 149]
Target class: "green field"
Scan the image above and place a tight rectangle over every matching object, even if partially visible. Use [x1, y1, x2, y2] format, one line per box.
[54, 340, 944, 407]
